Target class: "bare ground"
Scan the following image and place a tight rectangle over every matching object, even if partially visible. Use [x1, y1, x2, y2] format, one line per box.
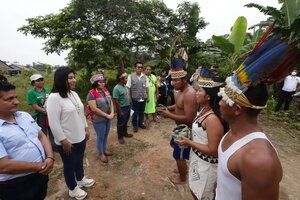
[46, 115, 300, 200]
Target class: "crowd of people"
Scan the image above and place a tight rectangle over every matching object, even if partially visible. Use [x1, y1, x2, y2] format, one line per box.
[0, 51, 299, 200]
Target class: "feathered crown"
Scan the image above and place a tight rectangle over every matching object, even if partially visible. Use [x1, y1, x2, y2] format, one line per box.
[218, 23, 300, 109]
[198, 67, 224, 88]
[170, 47, 188, 79]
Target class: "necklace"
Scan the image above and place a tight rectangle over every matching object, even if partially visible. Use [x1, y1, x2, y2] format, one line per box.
[68, 92, 80, 114]
[194, 107, 212, 122]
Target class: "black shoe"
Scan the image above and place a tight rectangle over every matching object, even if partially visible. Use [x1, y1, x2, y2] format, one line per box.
[139, 124, 146, 129]
[118, 138, 125, 144]
[133, 127, 138, 132]
[124, 133, 133, 137]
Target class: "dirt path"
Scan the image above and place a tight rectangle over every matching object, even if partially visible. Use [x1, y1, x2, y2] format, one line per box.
[46, 116, 300, 200]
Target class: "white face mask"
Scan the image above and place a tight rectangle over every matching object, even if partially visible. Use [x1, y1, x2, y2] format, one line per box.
[291, 72, 297, 76]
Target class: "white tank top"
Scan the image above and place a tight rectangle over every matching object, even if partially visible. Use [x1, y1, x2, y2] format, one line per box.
[215, 132, 276, 200]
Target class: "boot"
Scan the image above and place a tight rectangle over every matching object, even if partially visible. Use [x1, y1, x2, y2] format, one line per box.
[117, 125, 125, 144]
[123, 125, 133, 138]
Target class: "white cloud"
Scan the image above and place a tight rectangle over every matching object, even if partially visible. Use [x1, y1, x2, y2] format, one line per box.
[0, 0, 281, 66]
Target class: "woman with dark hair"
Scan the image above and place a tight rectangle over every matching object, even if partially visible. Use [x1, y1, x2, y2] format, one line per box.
[46, 67, 95, 200]
[176, 75, 228, 200]
[86, 73, 114, 163]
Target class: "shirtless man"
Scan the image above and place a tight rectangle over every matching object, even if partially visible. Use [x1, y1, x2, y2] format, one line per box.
[159, 75, 197, 184]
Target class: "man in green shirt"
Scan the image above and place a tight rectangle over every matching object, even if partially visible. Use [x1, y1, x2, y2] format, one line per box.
[27, 74, 56, 151]
[113, 69, 133, 144]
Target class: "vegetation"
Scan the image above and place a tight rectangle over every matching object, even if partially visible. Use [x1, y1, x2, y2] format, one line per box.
[18, 0, 207, 74]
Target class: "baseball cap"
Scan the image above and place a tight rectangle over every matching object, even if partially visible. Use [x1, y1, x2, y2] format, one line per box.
[30, 74, 43, 82]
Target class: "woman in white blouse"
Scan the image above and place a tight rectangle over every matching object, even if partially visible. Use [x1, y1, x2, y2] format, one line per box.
[47, 67, 94, 200]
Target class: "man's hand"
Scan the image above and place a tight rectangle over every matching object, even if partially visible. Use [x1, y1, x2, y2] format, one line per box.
[39, 158, 54, 175]
[157, 108, 170, 118]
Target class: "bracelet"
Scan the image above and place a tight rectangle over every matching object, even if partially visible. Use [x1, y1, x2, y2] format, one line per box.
[46, 157, 55, 161]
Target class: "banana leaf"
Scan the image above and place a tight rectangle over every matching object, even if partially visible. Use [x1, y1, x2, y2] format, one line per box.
[229, 16, 247, 53]
[212, 35, 235, 55]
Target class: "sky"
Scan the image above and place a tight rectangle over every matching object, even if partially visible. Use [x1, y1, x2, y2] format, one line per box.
[0, 0, 281, 66]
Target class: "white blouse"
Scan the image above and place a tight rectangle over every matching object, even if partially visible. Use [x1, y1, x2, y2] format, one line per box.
[46, 91, 88, 145]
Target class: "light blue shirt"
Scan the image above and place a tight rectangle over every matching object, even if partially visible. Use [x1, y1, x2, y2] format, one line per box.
[0, 111, 45, 181]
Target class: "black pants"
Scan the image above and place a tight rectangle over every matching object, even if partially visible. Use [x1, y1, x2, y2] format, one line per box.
[275, 90, 295, 111]
[0, 173, 49, 200]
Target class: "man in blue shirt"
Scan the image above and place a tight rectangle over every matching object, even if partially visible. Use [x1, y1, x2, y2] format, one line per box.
[0, 82, 54, 200]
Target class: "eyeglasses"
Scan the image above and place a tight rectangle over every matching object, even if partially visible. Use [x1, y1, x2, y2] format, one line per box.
[35, 78, 44, 82]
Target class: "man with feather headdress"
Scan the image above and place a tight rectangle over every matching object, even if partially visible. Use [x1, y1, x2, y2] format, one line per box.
[216, 24, 300, 199]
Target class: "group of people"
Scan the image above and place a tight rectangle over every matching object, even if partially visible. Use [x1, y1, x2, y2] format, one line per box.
[0, 51, 297, 200]
[157, 33, 294, 199]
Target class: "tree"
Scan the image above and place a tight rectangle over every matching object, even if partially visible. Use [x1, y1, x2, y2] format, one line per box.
[18, 0, 181, 73]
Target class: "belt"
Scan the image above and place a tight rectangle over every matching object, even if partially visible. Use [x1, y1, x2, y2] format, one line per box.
[192, 148, 218, 164]
[0, 173, 40, 185]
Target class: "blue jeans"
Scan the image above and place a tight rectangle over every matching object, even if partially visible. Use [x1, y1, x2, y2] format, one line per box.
[132, 100, 146, 128]
[93, 121, 111, 155]
[117, 106, 130, 127]
[57, 139, 86, 190]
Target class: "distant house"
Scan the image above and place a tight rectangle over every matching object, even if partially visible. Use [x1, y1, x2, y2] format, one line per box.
[0, 60, 10, 73]
[7, 64, 22, 76]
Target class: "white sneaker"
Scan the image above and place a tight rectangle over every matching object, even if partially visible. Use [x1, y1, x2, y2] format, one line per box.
[69, 185, 87, 200]
[77, 176, 95, 188]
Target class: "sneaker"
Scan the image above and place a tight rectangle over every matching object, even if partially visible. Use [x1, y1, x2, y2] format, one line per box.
[69, 186, 87, 200]
[133, 127, 138, 132]
[77, 177, 95, 188]
[139, 124, 146, 129]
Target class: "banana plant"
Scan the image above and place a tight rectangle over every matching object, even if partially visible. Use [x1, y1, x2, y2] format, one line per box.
[245, 0, 300, 46]
[210, 16, 248, 77]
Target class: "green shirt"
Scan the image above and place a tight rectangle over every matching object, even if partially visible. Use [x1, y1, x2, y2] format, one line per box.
[113, 84, 130, 107]
[26, 87, 51, 116]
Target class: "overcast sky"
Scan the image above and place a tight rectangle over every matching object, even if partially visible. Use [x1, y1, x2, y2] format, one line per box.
[0, 0, 280, 66]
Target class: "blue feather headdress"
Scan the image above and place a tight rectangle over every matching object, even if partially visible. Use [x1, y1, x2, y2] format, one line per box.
[170, 47, 188, 79]
[218, 25, 300, 109]
[198, 67, 224, 88]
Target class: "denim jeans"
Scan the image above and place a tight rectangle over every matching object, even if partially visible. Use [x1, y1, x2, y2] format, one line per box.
[132, 100, 146, 128]
[93, 120, 111, 155]
[117, 106, 130, 127]
[57, 139, 86, 190]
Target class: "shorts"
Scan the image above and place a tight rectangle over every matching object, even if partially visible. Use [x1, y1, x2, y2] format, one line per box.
[170, 137, 190, 160]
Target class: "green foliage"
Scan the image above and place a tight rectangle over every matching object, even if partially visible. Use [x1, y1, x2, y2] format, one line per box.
[229, 16, 247, 53]
[245, 1, 300, 46]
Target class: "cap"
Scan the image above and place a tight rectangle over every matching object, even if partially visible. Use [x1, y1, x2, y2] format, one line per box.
[30, 74, 43, 82]
[90, 73, 106, 84]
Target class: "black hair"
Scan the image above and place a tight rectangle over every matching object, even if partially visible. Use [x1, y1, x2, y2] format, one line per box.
[0, 82, 16, 97]
[52, 67, 75, 98]
[92, 81, 99, 89]
[203, 85, 229, 134]
[134, 61, 143, 68]
[0, 75, 8, 83]
[244, 82, 268, 117]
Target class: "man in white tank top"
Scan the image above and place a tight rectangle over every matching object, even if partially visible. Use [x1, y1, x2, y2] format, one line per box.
[215, 32, 298, 199]
[217, 84, 282, 199]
